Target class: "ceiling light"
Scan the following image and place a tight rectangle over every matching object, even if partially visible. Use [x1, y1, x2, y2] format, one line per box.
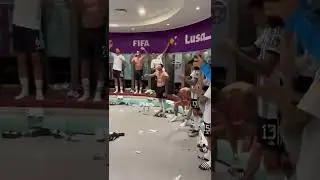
[138, 7, 146, 16]
[131, 27, 135, 30]
[196, 6, 200, 10]
[166, 23, 170, 26]
[109, 24, 119, 27]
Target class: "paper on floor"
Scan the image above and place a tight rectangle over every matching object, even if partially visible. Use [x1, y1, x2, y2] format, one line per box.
[135, 151, 142, 154]
[174, 175, 182, 180]
[148, 129, 158, 133]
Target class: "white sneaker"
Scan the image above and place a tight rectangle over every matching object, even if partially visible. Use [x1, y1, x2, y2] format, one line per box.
[35, 91, 44, 100]
[134, 90, 138, 94]
[113, 90, 118, 93]
[138, 90, 142, 94]
[179, 121, 188, 127]
[78, 93, 90, 101]
[185, 119, 193, 127]
[170, 116, 178, 122]
[120, 90, 124, 93]
[14, 92, 29, 100]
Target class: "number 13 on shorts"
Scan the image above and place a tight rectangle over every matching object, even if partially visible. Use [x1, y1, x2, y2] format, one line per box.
[261, 121, 280, 146]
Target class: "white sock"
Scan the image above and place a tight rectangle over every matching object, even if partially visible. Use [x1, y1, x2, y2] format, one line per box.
[161, 99, 165, 113]
[193, 116, 200, 131]
[181, 108, 186, 116]
[114, 86, 118, 92]
[78, 78, 90, 101]
[15, 77, 29, 99]
[135, 86, 138, 92]
[266, 172, 285, 180]
[95, 81, 103, 94]
[94, 81, 104, 101]
[82, 78, 90, 94]
[35, 80, 44, 100]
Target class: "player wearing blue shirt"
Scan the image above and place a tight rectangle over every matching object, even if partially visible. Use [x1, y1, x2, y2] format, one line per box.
[264, 0, 320, 59]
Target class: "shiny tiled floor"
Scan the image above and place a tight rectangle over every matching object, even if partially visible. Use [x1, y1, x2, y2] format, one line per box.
[109, 106, 215, 180]
[0, 136, 107, 180]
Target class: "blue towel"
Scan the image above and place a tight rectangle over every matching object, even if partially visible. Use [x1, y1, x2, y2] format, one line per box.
[200, 63, 211, 81]
[285, 8, 320, 59]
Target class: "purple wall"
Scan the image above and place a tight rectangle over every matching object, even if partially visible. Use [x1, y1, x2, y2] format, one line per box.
[109, 18, 212, 53]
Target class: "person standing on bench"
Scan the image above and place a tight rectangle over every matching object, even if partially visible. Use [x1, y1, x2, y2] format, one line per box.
[145, 64, 169, 116]
[131, 47, 148, 94]
[12, 0, 45, 100]
[75, 0, 107, 102]
[109, 42, 125, 94]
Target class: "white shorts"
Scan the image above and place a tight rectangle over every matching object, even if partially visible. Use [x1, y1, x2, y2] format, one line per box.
[296, 119, 320, 180]
[200, 103, 205, 113]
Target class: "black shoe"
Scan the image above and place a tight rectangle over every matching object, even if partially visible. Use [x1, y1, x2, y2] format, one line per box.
[188, 129, 199, 137]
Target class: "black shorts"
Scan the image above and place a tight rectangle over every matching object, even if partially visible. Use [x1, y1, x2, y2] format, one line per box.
[203, 86, 209, 91]
[204, 122, 211, 136]
[112, 70, 123, 79]
[293, 75, 314, 93]
[135, 70, 143, 80]
[191, 99, 200, 109]
[13, 25, 41, 53]
[257, 117, 282, 150]
[156, 86, 165, 98]
[80, 26, 107, 61]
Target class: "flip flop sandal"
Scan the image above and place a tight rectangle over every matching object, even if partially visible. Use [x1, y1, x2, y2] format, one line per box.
[154, 113, 166, 118]
[197, 154, 209, 161]
[199, 161, 211, 170]
[188, 129, 199, 137]
[197, 142, 207, 148]
[200, 146, 208, 153]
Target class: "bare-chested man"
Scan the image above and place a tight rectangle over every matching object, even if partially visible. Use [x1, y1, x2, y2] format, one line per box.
[75, 0, 107, 102]
[145, 64, 169, 116]
[131, 47, 148, 94]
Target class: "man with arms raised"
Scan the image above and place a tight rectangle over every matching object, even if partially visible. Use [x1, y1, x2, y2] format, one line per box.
[109, 42, 125, 94]
[131, 47, 148, 94]
[150, 40, 172, 72]
[145, 64, 169, 116]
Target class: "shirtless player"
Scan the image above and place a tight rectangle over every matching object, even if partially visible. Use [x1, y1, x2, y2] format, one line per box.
[75, 0, 107, 102]
[145, 64, 169, 116]
[131, 47, 148, 94]
[170, 87, 190, 122]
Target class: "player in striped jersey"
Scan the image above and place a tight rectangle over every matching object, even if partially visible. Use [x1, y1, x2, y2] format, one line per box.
[218, 0, 286, 179]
